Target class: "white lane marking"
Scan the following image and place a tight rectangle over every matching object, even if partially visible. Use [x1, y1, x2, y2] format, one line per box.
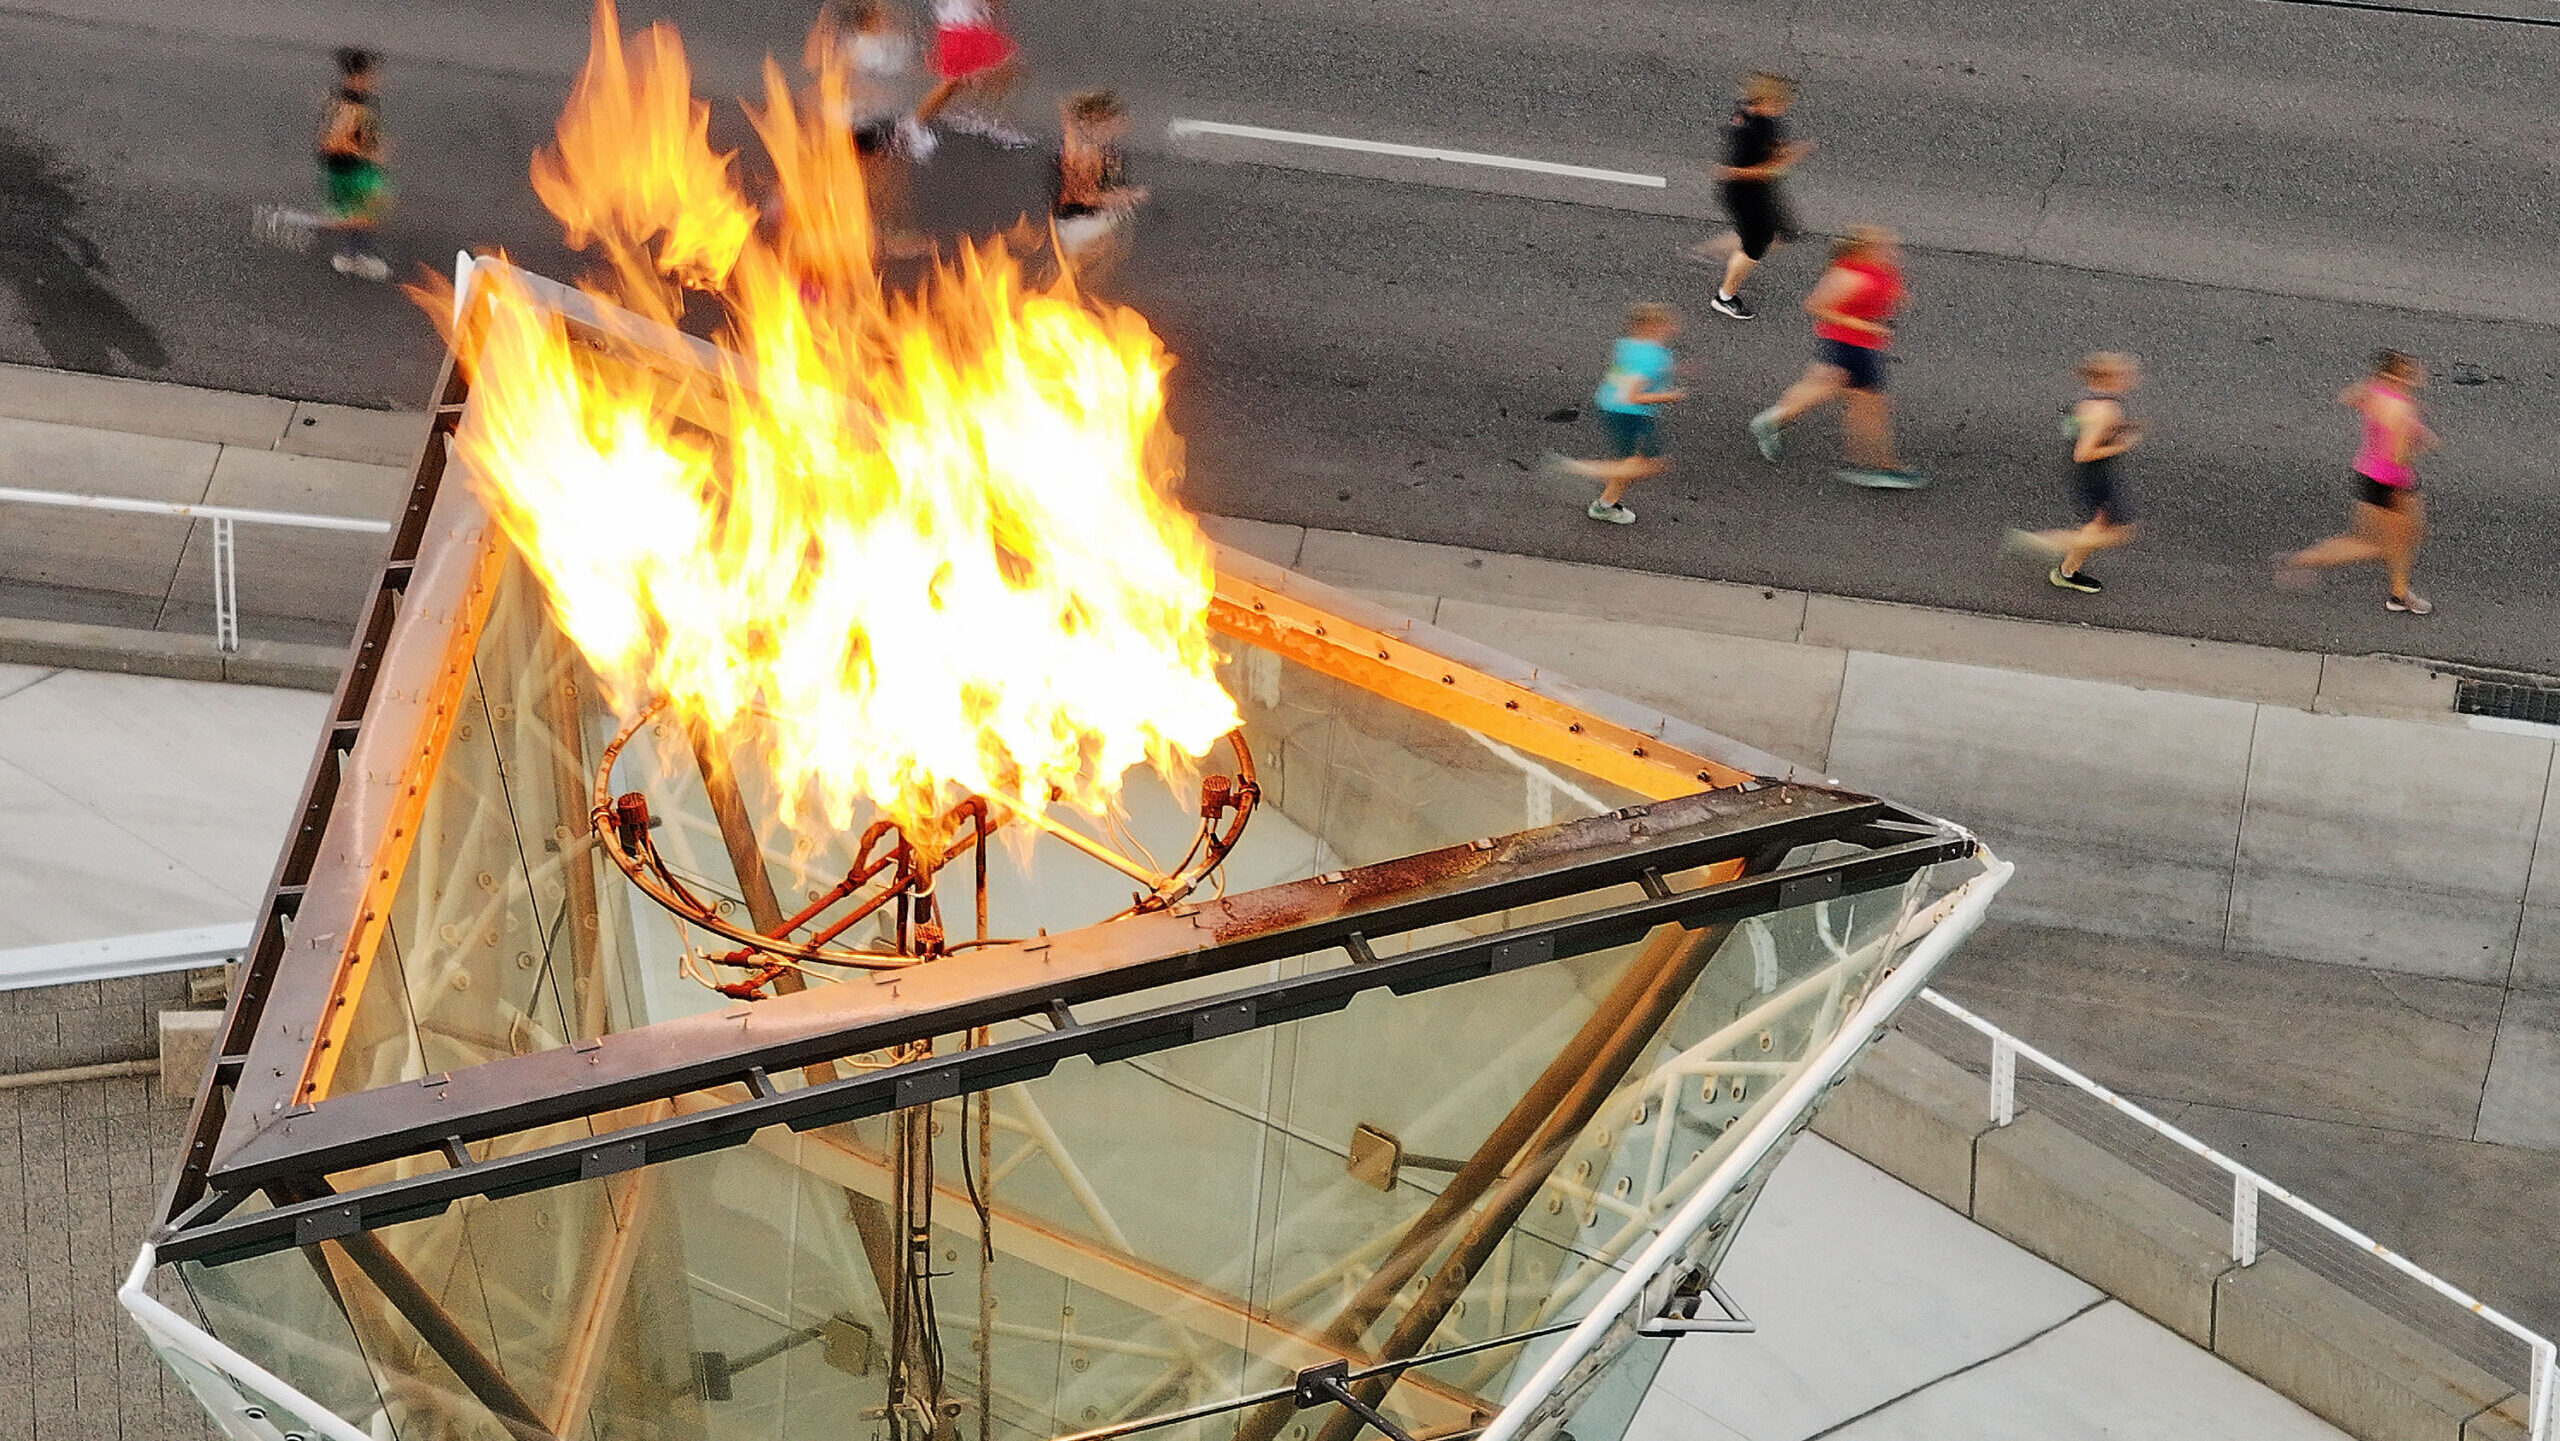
[1167, 118, 1668, 189]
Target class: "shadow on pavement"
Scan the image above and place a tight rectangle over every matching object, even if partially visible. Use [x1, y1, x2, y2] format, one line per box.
[0, 127, 167, 373]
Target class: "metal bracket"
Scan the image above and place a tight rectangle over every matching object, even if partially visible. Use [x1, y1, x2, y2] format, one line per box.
[1637, 1274, 1754, 1336]
[1347, 1123, 1466, 1192]
[1293, 1360, 1417, 1441]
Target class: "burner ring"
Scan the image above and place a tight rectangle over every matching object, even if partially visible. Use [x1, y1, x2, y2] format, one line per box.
[588, 698, 1260, 991]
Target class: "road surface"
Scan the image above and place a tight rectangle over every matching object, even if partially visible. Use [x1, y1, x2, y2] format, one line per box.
[1, 0, 2556, 668]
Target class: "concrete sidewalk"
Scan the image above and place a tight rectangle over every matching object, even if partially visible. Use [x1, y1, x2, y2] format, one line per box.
[0, 361, 419, 651]
[1927, 920, 2560, 1342]
[0, 663, 322, 951]
[1209, 519, 2560, 991]
[1632, 1137, 2349, 1441]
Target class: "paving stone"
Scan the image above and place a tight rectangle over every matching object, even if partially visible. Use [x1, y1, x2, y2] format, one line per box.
[2231, 707, 2552, 982]
[1939, 922, 2504, 1138]
[2477, 991, 2560, 1151]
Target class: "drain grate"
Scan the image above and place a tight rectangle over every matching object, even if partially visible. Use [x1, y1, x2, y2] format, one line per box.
[2455, 677, 2560, 726]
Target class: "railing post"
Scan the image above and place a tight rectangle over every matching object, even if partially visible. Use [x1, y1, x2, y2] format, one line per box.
[1988, 1034, 2016, 1126]
[2231, 1174, 2260, 1266]
[2529, 1338, 2553, 1441]
[211, 515, 240, 655]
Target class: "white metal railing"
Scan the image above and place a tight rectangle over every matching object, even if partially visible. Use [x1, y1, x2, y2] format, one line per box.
[0, 486, 393, 654]
[1476, 854, 2015, 1441]
[0, 923, 250, 993]
[1920, 987, 2557, 1441]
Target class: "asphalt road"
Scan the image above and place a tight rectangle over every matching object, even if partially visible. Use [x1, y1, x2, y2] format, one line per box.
[2, 0, 2558, 669]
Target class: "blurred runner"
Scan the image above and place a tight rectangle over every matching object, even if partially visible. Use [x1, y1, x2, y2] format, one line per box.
[1542, 303, 1689, 525]
[315, 49, 393, 280]
[2007, 353, 2144, 594]
[1051, 92, 1147, 285]
[251, 48, 392, 281]
[2279, 350, 2436, 614]
[1748, 227, 1923, 488]
[805, 0, 934, 160]
[915, 0, 1032, 148]
[1685, 73, 1807, 322]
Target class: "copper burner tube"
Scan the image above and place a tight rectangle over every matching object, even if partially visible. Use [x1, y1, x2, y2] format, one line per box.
[591, 695, 1260, 996]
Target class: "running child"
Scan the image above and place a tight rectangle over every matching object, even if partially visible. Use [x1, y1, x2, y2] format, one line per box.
[251, 48, 393, 280]
[1747, 226, 1923, 488]
[2008, 353, 2144, 594]
[805, 0, 933, 159]
[1051, 91, 1148, 284]
[1686, 73, 1808, 322]
[1544, 303, 1689, 525]
[2279, 349, 2436, 614]
[315, 49, 392, 280]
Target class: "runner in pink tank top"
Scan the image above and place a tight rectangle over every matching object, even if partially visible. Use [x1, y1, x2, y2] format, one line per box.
[2354, 406, 2415, 489]
[2280, 350, 2435, 614]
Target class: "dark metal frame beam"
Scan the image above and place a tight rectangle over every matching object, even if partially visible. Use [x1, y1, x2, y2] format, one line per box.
[200, 784, 1902, 1193]
[158, 354, 472, 1228]
[158, 826, 1964, 1266]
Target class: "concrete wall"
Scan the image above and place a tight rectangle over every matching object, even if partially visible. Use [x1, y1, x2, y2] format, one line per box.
[1812, 1032, 2534, 1441]
[1208, 521, 2560, 990]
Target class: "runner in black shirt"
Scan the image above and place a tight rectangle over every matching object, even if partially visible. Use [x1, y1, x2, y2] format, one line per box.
[1686, 73, 1806, 321]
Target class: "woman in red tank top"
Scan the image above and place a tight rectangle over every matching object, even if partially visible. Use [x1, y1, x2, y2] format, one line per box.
[1747, 226, 1925, 488]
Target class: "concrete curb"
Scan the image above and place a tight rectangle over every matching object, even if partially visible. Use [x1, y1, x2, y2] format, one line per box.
[1815, 1031, 2531, 1441]
[0, 615, 344, 691]
[1201, 518, 2486, 727]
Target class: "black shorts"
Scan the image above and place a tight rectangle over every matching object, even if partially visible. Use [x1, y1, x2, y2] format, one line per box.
[853, 119, 896, 156]
[1721, 182, 1798, 261]
[1818, 338, 1885, 392]
[1599, 409, 1662, 459]
[2074, 460, 2130, 523]
[2356, 474, 2416, 510]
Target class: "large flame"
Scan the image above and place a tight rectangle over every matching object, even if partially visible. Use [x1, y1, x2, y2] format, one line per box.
[444, 2, 1240, 839]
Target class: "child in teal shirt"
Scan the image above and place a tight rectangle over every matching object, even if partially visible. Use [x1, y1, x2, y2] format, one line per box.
[1546, 303, 1688, 524]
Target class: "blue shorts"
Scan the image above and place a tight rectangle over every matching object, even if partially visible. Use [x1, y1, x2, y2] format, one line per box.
[1599, 409, 1661, 459]
[1819, 338, 1886, 392]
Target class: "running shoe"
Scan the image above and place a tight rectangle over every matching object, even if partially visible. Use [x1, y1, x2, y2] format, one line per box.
[252, 205, 320, 254]
[2048, 567, 2103, 594]
[945, 111, 1036, 149]
[896, 116, 940, 163]
[1709, 292, 1756, 321]
[1837, 467, 1930, 490]
[1587, 500, 1637, 525]
[330, 252, 392, 282]
[1748, 412, 1786, 462]
[2386, 593, 2434, 615]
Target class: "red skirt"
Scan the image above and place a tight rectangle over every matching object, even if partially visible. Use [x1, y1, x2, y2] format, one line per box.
[936, 24, 1016, 80]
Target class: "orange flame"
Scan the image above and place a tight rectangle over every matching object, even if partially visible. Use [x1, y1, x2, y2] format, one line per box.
[446, 1, 1239, 838]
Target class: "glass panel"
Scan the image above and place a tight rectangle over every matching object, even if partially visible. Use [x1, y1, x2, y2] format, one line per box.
[180, 1244, 395, 1434]
[183, 862, 1940, 1441]
[139, 1318, 360, 1441]
[319, 559, 1657, 1091]
[171, 548, 1967, 1441]
[1554, 1333, 1674, 1441]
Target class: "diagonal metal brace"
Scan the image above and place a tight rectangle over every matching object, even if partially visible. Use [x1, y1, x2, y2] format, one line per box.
[1295, 1360, 1420, 1441]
